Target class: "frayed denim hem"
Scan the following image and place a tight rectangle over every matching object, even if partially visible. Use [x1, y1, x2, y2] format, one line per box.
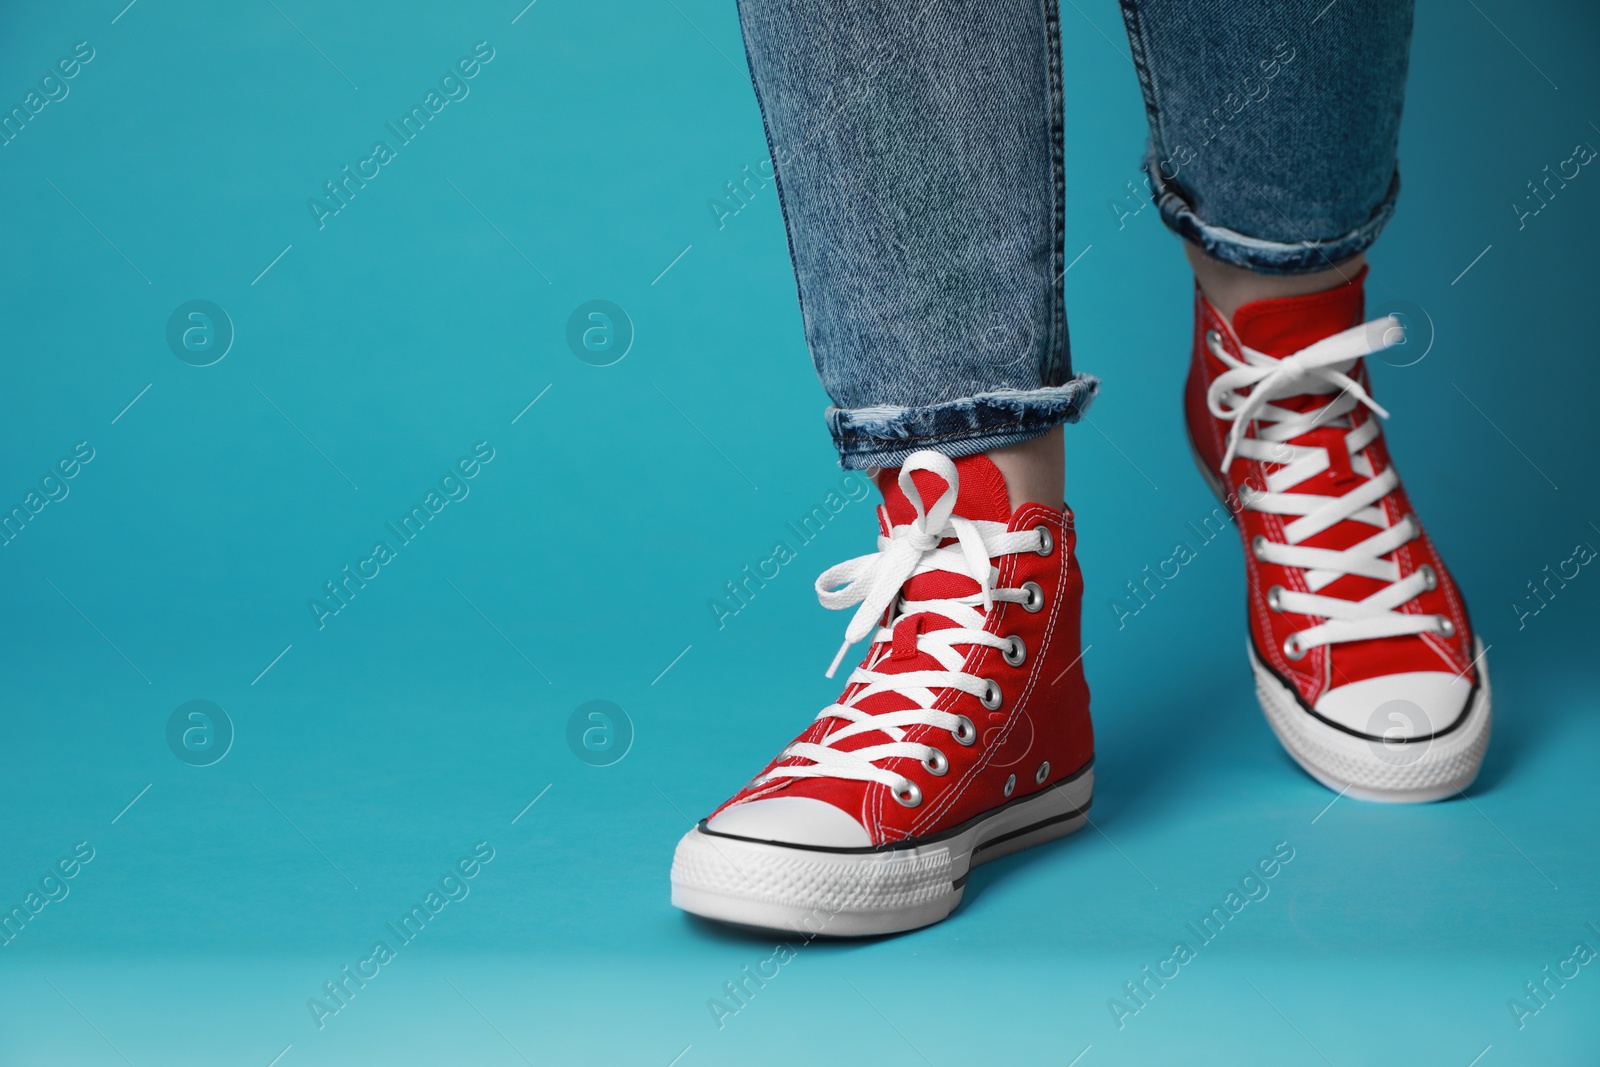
[1148, 162, 1401, 276]
[825, 374, 1100, 471]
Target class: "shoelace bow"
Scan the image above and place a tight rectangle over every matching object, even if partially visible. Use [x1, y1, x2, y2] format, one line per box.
[756, 452, 1045, 805]
[1205, 315, 1450, 657]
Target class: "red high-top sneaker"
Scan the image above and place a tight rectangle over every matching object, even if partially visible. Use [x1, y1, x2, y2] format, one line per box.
[1184, 268, 1491, 802]
[671, 450, 1094, 935]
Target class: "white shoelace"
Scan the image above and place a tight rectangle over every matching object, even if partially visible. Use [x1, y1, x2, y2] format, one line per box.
[1205, 316, 1449, 657]
[756, 452, 1046, 806]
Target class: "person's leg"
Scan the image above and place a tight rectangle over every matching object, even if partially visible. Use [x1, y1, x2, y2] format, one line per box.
[989, 424, 1065, 514]
[732, 0, 1095, 508]
[1120, 2, 1411, 281]
[1120, 1, 1491, 802]
[1186, 246, 1363, 321]
[672, 0, 1096, 935]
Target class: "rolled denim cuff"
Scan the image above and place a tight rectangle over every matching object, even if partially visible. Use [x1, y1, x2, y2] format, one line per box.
[1148, 159, 1402, 276]
[825, 374, 1099, 470]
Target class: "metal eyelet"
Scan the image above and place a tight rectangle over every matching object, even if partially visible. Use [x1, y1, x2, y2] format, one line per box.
[1034, 525, 1054, 557]
[951, 716, 977, 746]
[1003, 774, 1016, 798]
[892, 780, 923, 808]
[1251, 535, 1270, 561]
[980, 680, 1003, 711]
[923, 750, 948, 776]
[1283, 634, 1308, 661]
[1205, 329, 1223, 356]
[1002, 635, 1027, 667]
[1035, 761, 1050, 785]
[1020, 582, 1045, 613]
[1266, 585, 1285, 612]
[1435, 617, 1456, 638]
[1418, 564, 1438, 592]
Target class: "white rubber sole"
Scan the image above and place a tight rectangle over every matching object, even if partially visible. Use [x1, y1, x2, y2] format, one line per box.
[1249, 639, 1491, 803]
[670, 766, 1093, 937]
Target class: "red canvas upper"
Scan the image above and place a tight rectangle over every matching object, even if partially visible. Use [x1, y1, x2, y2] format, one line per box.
[709, 454, 1094, 844]
[1183, 270, 1477, 711]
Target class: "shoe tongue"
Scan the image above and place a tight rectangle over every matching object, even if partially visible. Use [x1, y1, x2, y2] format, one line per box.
[1231, 268, 1387, 599]
[1232, 264, 1367, 359]
[875, 453, 1013, 528]
[861, 453, 1015, 687]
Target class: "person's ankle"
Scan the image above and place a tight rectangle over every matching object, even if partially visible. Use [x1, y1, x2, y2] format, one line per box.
[1186, 242, 1365, 322]
[986, 425, 1064, 512]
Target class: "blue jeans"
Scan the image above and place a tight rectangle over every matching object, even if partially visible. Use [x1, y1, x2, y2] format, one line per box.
[736, 0, 1415, 469]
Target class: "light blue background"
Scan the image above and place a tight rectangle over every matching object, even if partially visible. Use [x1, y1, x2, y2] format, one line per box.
[1, 1, 1596, 1064]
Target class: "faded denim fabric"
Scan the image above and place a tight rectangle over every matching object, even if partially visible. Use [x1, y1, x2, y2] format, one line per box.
[737, 0, 1413, 468]
[1121, 0, 1414, 274]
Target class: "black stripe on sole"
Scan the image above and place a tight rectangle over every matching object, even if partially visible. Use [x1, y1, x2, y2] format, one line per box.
[951, 800, 1092, 890]
[697, 757, 1095, 856]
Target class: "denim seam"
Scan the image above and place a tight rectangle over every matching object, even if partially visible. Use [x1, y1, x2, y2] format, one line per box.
[1042, 0, 1067, 386]
[1117, 0, 1166, 174]
[734, 7, 810, 347]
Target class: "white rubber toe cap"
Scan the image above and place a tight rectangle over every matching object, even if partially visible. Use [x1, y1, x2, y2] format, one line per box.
[1315, 671, 1473, 739]
[705, 796, 872, 848]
